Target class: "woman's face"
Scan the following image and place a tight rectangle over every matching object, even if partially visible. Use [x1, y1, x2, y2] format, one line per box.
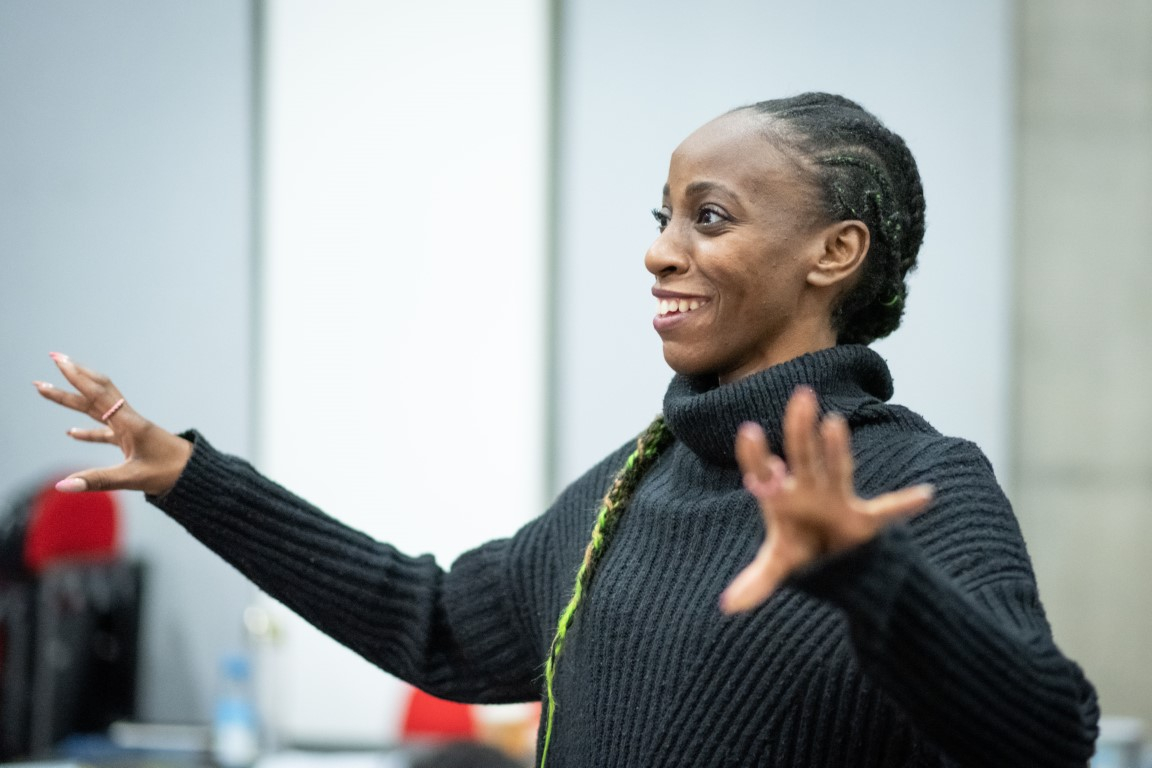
[645, 111, 838, 383]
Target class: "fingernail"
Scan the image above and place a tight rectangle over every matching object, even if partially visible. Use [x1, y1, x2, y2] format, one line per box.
[49, 352, 70, 363]
[33, 380, 52, 389]
[55, 477, 87, 493]
[738, 421, 763, 437]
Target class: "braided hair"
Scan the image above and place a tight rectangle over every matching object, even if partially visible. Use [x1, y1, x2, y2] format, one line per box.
[540, 416, 672, 766]
[744, 93, 927, 345]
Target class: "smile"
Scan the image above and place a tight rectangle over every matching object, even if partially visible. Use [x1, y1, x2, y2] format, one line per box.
[658, 298, 705, 316]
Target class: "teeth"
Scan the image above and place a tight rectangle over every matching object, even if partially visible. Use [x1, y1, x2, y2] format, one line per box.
[657, 298, 705, 316]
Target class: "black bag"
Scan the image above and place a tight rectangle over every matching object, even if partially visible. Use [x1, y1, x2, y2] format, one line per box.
[0, 479, 141, 759]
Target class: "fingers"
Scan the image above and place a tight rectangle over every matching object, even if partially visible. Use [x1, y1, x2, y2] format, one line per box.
[782, 387, 855, 494]
[68, 358, 112, 387]
[50, 352, 90, 392]
[761, 456, 787, 495]
[55, 464, 133, 494]
[743, 455, 786, 500]
[67, 427, 117, 443]
[736, 423, 787, 500]
[43, 353, 126, 423]
[33, 380, 90, 413]
[863, 484, 935, 523]
[820, 413, 855, 497]
[55, 477, 90, 492]
[783, 387, 821, 484]
[720, 541, 793, 614]
[735, 422, 771, 483]
[51, 352, 107, 392]
[50, 351, 120, 402]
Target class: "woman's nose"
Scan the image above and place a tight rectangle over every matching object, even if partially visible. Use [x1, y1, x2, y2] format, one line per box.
[644, 229, 690, 278]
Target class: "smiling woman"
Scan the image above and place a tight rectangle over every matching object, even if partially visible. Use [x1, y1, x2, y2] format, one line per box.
[35, 93, 1098, 767]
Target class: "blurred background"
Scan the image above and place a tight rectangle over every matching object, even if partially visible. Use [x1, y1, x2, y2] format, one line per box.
[0, 0, 1148, 761]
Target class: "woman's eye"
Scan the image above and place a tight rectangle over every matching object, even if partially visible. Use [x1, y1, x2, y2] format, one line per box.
[697, 207, 726, 227]
[651, 207, 671, 232]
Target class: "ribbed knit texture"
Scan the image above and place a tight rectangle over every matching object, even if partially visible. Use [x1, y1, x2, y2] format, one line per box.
[151, 345, 1098, 767]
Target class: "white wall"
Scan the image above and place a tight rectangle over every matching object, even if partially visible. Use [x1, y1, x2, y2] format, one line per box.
[553, 0, 1014, 487]
[257, 0, 549, 744]
[258, 0, 1013, 743]
[0, 0, 1014, 741]
[0, 0, 256, 722]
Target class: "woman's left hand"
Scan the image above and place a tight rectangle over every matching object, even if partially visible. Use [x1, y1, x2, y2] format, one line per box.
[720, 386, 934, 614]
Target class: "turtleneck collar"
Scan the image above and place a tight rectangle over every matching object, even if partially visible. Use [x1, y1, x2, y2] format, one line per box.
[661, 345, 894, 467]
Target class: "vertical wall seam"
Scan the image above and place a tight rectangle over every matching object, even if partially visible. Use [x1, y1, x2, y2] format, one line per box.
[1006, 0, 1023, 500]
[543, 0, 564, 500]
[248, 0, 266, 464]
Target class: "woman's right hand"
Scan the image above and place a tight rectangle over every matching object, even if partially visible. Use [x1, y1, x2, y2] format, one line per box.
[33, 353, 192, 496]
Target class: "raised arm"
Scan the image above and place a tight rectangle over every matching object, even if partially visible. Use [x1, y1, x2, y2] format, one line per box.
[33, 354, 543, 703]
[722, 386, 1098, 767]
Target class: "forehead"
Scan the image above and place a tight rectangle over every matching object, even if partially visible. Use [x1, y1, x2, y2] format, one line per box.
[666, 111, 808, 199]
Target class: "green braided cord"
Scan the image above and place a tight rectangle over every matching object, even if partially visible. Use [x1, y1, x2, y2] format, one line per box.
[539, 416, 672, 768]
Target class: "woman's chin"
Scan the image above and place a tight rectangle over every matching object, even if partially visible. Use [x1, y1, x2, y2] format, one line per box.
[662, 349, 720, 381]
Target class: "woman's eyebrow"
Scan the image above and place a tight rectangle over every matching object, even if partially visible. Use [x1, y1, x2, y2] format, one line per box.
[686, 180, 738, 199]
[663, 181, 740, 200]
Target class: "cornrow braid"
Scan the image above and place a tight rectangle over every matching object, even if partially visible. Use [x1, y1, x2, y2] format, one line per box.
[539, 416, 673, 768]
[744, 93, 927, 345]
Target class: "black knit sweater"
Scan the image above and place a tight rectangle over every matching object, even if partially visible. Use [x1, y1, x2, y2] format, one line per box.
[152, 345, 1098, 766]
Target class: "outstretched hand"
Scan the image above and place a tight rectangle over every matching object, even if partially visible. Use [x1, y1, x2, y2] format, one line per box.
[720, 386, 934, 614]
[33, 353, 191, 496]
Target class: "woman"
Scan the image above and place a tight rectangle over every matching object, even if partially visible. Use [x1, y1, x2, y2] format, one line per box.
[35, 93, 1098, 766]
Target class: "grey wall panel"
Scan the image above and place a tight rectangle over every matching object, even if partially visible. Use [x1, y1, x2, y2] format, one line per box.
[0, 0, 255, 722]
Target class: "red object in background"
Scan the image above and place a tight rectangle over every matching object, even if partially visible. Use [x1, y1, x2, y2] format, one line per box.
[23, 483, 119, 573]
[401, 687, 477, 741]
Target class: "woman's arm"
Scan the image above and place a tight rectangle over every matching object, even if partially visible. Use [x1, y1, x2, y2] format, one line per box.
[792, 521, 1098, 767]
[34, 354, 543, 702]
[154, 432, 543, 702]
[724, 388, 1098, 766]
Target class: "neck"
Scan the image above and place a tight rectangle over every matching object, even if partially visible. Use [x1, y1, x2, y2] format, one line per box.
[664, 345, 894, 466]
[717, 318, 839, 386]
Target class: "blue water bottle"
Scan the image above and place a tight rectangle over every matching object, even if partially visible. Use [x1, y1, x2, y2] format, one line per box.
[212, 653, 260, 768]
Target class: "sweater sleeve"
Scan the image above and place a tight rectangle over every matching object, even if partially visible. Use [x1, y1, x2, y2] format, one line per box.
[789, 441, 1099, 767]
[148, 431, 543, 704]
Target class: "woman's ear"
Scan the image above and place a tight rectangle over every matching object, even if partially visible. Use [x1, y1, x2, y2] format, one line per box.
[807, 220, 870, 289]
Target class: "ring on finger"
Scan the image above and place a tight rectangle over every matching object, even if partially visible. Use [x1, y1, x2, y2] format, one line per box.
[101, 397, 126, 423]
